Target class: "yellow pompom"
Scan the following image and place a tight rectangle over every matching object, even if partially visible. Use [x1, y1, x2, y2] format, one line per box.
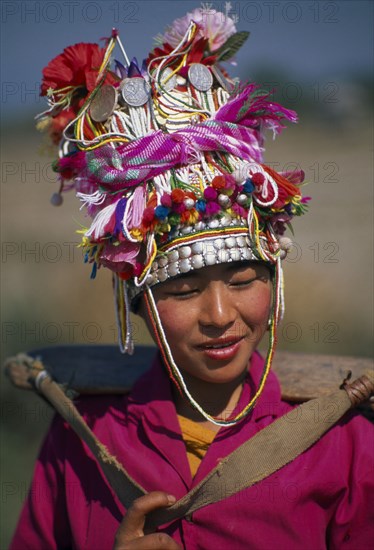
[130, 229, 143, 242]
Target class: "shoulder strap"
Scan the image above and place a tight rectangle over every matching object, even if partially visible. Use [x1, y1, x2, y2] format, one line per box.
[147, 372, 373, 528]
[4, 354, 374, 527]
[9, 358, 147, 509]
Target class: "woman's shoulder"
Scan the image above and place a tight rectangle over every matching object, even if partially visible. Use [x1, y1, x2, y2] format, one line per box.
[44, 393, 131, 448]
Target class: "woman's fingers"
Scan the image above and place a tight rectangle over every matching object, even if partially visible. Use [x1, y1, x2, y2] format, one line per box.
[118, 491, 176, 539]
[113, 491, 181, 549]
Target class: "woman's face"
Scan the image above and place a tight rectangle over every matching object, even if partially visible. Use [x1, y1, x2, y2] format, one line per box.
[144, 261, 272, 385]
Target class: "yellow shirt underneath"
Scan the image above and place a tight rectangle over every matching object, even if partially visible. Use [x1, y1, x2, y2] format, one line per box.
[178, 415, 216, 478]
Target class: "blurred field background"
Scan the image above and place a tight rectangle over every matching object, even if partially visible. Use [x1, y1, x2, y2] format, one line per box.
[1, 1, 373, 547]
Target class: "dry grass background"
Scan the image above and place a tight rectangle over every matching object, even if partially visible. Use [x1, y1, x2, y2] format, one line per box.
[1, 110, 373, 546]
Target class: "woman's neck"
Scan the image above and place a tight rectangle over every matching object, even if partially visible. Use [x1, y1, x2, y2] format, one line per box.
[172, 371, 246, 432]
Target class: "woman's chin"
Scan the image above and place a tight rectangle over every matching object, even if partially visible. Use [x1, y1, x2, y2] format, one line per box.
[178, 354, 250, 386]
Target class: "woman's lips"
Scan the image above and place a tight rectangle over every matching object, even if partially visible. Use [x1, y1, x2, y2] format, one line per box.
[197, 338, 243, 361]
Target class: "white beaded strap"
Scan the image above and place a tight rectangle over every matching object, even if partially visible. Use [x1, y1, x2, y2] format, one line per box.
[144, 278, 279, 427]
[145, 286, 240, 427]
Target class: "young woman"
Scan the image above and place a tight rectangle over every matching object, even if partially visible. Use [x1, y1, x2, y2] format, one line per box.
[10, 7, 373, 549]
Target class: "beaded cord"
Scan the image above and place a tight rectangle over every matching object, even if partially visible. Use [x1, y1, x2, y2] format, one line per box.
[114, 274, 134, 354]
[142, 258, 281, 427]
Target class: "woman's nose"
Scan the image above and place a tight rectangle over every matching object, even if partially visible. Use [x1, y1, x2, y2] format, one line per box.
[199, 284, 236, 329]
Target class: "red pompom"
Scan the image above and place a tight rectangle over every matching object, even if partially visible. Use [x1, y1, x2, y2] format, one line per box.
[211, 175, 226, 189]
[171, 189, 185, 203]
[142, 207, 155, 223]
[251, 172, 265, 186]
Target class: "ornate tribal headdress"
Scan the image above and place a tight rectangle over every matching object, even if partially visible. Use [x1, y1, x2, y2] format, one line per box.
[37, 6, 309, 425]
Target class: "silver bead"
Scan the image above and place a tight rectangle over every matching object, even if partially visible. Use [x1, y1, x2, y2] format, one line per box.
[237, 194, 248, 205]
[146, 273, 156, 285]
[179, 246, 192, 259]
[184, 198, 195, 210]
[220, 214, 232, 227]
[225, 237, 236, 249]
[158, 267, 168, 282]
[241, 247, 251, 260]
[191, 241, 203, 254]
[205, 251, 217, 265]
[230, 248, 241, 261]
[151, 261, 158, 272]
[213, 238, 224, 250]
[218, 194, 230, 207]
[168, 262, 180, 277]
[181, 225, 193, 235]
[195, 221, 206, 231]
[217, 249, 229, 263]
[158, 257, 168, 267]
[168, 250, 179, 262]
[236, 236, 246, 247]
[191, 254, 204, 269]
[208, 219, 220, 229]
[179, 259, 191, 273]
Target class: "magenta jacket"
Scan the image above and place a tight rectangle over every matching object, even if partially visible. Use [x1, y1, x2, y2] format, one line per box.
[10, 351, 374, 549]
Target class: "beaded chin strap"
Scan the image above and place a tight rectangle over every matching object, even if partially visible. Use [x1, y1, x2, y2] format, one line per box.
[142, 257, 282, 427]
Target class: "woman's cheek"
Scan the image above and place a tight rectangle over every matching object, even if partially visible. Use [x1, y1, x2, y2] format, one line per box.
[156, 300, 193, 341]
[242, 285, 272, 324]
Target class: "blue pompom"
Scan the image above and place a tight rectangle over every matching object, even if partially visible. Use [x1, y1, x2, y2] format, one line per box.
[155, 205, 169, 220]
[243, 178, 255, 193]
[195, 199, 206, 213]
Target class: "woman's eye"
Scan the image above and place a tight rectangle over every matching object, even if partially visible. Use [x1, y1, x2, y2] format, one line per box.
[230, 277, 257, 287]
[168, 288, 199, 298]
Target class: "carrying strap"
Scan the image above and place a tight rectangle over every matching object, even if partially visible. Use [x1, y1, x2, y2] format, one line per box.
[4, 355, 374, 529]
[148, 372, 374, 529]
[15, 359, 147, 508]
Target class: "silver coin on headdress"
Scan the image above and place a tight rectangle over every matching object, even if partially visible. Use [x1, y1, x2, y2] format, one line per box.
[210, 65, 233, 92]
[121, 77, 151, 107]
[157, 67, 177, 92]
[90, 85, 118, 122]
[188, 63, 213, 91]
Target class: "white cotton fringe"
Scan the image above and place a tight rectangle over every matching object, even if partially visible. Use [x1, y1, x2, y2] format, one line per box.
[85, 202, 117, 240]
[77, 191, 106, 209]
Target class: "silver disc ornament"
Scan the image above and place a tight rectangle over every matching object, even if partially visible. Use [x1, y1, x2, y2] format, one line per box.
[121, 77, 151, 107]
[157, 67, 177, 92]
[90, 85, 118, 122]
[188, 63, 213, 92]
[211, 65, 233, 92]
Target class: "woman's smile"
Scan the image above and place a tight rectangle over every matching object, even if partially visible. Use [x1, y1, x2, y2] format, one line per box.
[198, 336, 244, 362]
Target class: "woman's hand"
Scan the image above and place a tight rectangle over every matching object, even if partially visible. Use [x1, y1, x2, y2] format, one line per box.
[113, 491, 182, 549]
